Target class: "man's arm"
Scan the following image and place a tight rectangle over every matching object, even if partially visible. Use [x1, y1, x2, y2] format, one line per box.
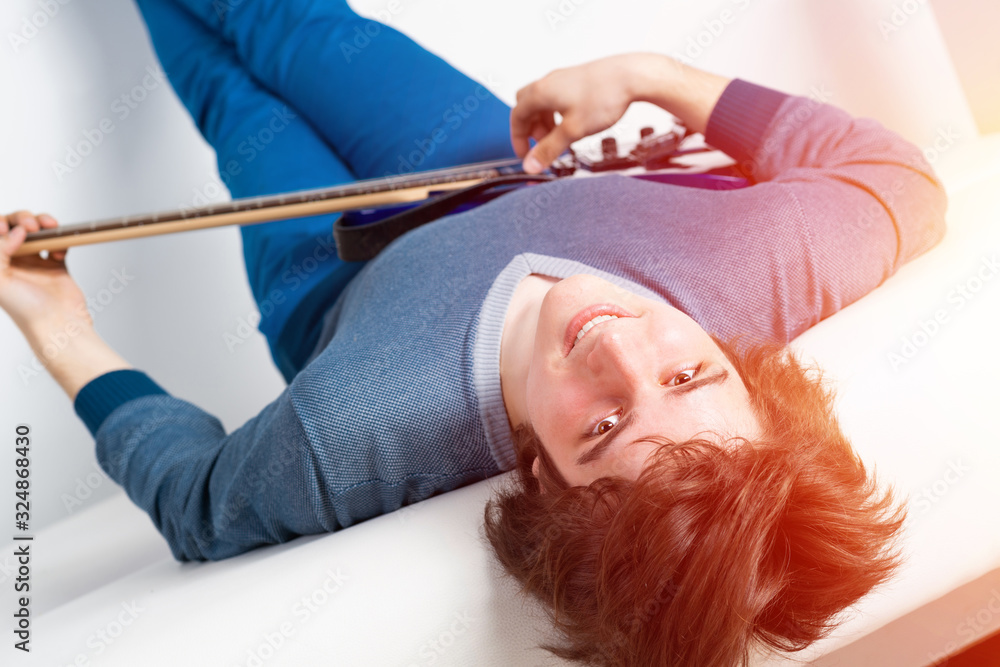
[705, 77, 947, 324]
[80, 376, 338, 561]
[30, 327, 133, 400]
[0, 214, 341, 561]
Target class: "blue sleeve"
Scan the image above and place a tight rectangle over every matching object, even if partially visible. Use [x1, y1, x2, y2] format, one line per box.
[76, 372, 339, 561]
[74, 369, 166, 434]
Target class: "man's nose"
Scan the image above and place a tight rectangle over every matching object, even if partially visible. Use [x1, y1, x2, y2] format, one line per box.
[586, 328, 647, 385]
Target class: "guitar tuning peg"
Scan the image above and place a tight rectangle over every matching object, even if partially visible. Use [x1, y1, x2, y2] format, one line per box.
[601, 137, 618, 161]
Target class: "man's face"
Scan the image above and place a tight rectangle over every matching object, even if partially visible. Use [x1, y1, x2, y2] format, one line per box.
[523, 274, 760, 487]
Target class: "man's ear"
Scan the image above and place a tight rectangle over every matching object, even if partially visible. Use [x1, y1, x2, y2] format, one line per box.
[531, 456, 546, 493]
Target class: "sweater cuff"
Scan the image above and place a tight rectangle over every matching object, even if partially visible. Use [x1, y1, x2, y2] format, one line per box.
[704, 78, 791, 171]
[74, 369, 168, 436]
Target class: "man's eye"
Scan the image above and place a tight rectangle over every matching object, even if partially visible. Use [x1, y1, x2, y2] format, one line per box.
[671, 369, 698, 385]
[592, 412, 620, 436]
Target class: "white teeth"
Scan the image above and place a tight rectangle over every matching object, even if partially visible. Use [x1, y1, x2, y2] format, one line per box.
[575, 314, 618, 345]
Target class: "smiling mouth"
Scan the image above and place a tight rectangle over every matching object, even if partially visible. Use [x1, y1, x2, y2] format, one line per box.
[575, 314, 619, 345]
[563, 304, 635, 356]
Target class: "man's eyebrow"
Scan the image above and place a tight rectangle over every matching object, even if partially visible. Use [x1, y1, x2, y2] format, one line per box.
[574, 368, 731, 467]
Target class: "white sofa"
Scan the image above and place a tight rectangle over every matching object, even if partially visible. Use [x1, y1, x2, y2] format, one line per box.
[2, 0, 997, 665]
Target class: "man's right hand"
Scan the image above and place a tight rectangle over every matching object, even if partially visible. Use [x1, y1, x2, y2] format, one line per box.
[510, 53, 731, 174]
[511, 55, 639, 174]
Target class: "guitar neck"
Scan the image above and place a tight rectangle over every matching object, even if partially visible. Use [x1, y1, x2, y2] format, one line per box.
[15, 158, 525, 256]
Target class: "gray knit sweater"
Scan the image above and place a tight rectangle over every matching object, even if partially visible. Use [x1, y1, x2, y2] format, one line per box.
[74, 80, 947, 561]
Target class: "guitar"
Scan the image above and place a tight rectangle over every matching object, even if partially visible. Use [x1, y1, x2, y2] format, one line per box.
[17, 129, 748, 261]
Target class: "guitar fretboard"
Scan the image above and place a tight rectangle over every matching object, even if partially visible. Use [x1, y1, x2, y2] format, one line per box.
[25, 157, 525, 242]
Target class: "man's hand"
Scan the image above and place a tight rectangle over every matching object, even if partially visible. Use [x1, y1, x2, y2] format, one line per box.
[511, 55, 638, 174]
[510, 53, 732, 174]
[0, 211, 88, 337]
[1, 210, 131, 399]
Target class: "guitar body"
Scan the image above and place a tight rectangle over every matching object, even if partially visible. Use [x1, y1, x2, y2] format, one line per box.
[334, 167, 749, 261]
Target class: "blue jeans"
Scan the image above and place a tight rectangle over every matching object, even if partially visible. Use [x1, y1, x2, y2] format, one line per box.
[134, 0, 515, 381]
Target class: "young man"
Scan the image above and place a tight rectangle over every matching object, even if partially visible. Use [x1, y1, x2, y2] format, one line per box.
[0, 0, 945, 663]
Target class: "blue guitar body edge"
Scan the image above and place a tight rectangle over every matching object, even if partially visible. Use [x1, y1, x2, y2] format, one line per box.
[338, 168, 750, 228]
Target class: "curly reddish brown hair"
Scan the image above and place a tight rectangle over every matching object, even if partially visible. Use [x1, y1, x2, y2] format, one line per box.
[483, 336, 906, 667]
